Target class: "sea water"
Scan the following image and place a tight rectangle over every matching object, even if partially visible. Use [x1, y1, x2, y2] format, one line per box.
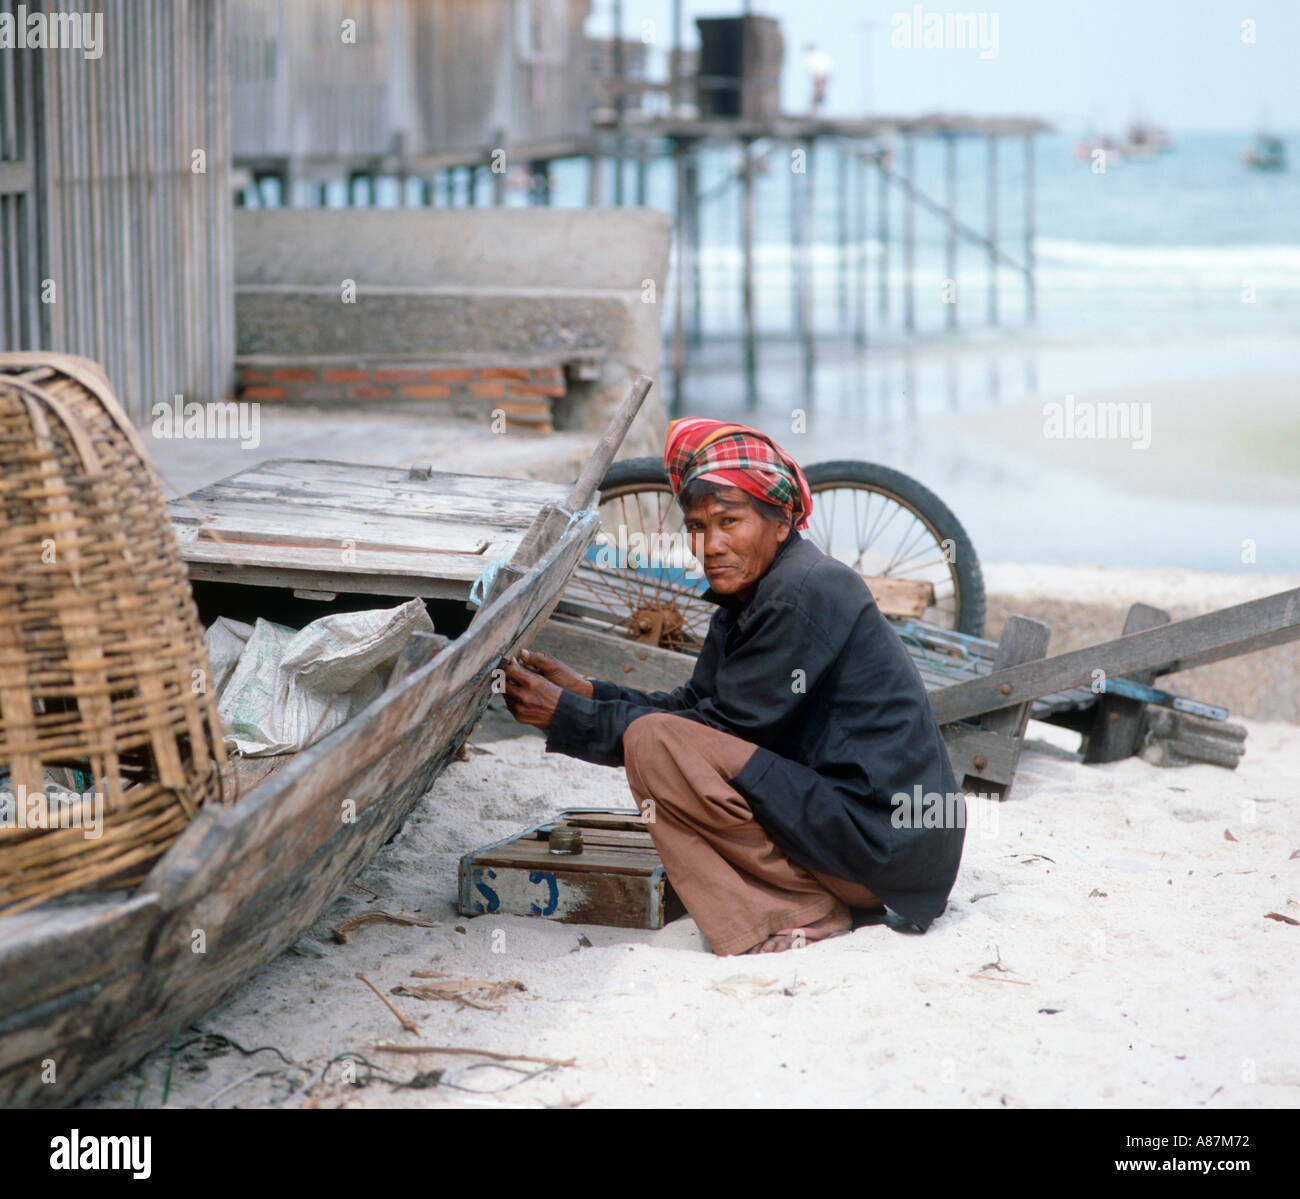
[247, 131, 1300, 570]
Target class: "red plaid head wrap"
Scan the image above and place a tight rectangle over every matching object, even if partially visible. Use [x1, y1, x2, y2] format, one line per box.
[663, 418, 813, 531]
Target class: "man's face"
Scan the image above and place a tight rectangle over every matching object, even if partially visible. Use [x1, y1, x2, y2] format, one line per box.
[681, 486, 790, 602]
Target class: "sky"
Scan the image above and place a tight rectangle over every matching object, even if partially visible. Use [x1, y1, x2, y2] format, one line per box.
[587, 0, 1300, 132]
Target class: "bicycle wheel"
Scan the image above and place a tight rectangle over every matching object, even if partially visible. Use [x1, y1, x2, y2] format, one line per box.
[803, 460, 986, 636]
[556, 457, 714, 652]
[554, 456, 986, 648]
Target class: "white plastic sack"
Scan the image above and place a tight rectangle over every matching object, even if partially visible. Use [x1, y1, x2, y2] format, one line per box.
[205, 599, 435, 757]
[205, 616, 253, 696]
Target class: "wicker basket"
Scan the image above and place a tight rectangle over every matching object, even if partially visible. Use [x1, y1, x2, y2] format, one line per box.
[0, 353, 227, 917]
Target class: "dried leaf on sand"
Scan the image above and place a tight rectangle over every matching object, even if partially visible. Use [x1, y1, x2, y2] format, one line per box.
[392, 976, 528, 1011]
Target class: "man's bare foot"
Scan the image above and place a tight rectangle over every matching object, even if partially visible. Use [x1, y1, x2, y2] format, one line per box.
[743, 902, 852, 954]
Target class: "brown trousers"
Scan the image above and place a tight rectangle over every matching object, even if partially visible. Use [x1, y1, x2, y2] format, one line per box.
[622, 711, 882, 955]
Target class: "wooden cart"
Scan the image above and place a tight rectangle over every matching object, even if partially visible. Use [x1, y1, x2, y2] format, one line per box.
[535, 585, 1300, 799]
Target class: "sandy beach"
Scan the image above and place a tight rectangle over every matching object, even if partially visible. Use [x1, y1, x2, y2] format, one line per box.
[114, 357, 1300, 1111]
[12, 0, 1300, 1137]
[81, 563, 1300, 1111]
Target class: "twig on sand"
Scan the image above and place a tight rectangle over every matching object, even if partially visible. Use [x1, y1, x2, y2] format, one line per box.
[371, 1043, 576, 1067]
[332, 910, 439, 943]
[979, 945, 1013, 973]
[357, 972, 419, 1033]
[969, 973, 1031, 985]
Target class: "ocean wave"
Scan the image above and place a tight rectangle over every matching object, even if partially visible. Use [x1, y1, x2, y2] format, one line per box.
[690, 239, 1300, 291]
[1035, 238, 1300, 270]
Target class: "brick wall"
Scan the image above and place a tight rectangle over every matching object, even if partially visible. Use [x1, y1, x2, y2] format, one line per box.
[234, 362, 569, 434]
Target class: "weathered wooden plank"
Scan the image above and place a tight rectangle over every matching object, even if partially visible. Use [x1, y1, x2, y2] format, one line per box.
[930, 588, 1300, 725]
[177, 538, 495, 579]
[543, 827, 657, 848]
[0, 892, 162, 1104]
[1140, 709, 1247, 770]
[478, 504, 558, 607]
[388, 632, 451, 686]
[556, 812, 648, 831]
[1083, 602, 1170, 764]
[864, 575, 935, 618]
[172, 505, 495, 557]
[940, 723, 1020, 791]
[217, 754, 289, 803]
[474, 841, 664, 874]
[0, 893, 158, 1032]
[235, 458, 569, 503]
[182, 480, 549, 527]
[174, 491, 516, 534]
[533, 617, 696, 693]
[959, 615, 1051, 799]
[183, 561, 474, 601]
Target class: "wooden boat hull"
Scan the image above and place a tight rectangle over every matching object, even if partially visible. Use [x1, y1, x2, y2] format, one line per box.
[0, 508, 599, 1107]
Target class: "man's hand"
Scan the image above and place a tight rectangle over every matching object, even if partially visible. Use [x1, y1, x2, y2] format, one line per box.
[516, 649, 595, 700]
[502, 659, 564, 729]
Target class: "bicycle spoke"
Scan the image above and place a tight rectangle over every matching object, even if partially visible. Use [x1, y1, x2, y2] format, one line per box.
[807, 481, 966, 631]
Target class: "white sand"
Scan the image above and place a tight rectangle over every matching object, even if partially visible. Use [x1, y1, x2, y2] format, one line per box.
[84, 698, 1300, 1110]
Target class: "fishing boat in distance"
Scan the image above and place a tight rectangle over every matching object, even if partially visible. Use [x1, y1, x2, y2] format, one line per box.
[1123, 120, 1173, 158]
[1075, 119, 1173, 166]
[1242, 131, 1287, 171]
[1073, 131, 1124, 164]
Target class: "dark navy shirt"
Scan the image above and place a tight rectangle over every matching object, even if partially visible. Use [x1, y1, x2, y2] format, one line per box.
[545, 530, 965, 929]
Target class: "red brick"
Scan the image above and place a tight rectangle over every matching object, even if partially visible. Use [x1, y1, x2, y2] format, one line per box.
[530, 365, 565, 386]
[505, 418, 553, 435]
[347, 385, 393, 401]
[270, 367, 318, 382]
[425, 368, 475, 383]
[495, 399, 550, 416]
[241, 385, 288, 401]
[507, 381, 565, 398]
[399, 384, 452, 400]
[373, 368, 424, 384]
[469, 381, 505, 399]
[238, 368, 268, 384]
[321, 368, 368, 384]
[478, 366, 530, 381]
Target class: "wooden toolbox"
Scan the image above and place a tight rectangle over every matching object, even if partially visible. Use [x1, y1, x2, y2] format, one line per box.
[458, 809, 686, 930]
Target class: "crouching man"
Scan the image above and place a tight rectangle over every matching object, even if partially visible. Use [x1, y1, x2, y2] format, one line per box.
[503, 417, 964, 955]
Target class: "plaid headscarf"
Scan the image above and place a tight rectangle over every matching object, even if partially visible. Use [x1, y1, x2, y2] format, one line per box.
[663, 418, 813, 531]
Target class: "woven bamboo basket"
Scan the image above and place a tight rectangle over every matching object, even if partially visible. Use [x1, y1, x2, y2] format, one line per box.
[0, 353, 228, 917]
